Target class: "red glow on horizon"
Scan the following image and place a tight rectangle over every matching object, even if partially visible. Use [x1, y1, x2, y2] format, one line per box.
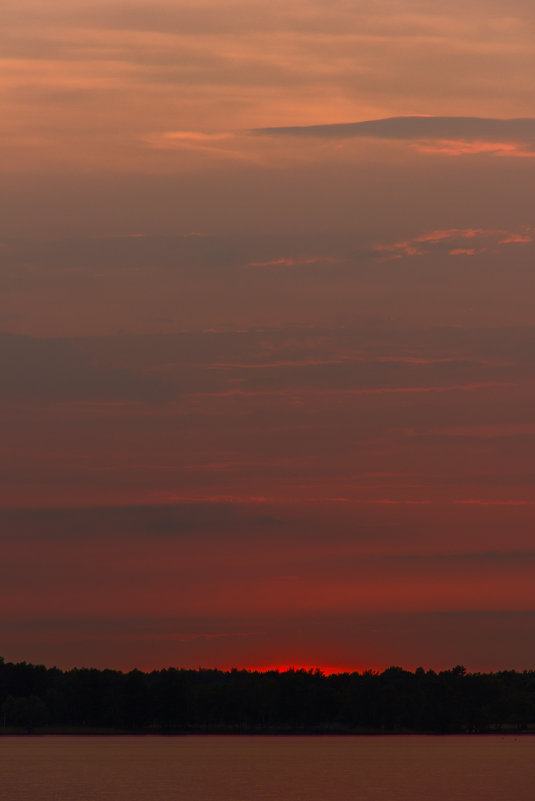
[238, 663, 382, 676]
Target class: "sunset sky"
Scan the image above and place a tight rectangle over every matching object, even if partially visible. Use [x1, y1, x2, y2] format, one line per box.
[2, 0, 535, 673]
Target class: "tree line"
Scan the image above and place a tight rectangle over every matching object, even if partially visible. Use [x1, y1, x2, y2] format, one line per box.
[1, 657, 535, 733]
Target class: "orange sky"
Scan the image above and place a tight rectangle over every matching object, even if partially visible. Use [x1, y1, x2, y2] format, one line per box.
[1, 0, 535, 673]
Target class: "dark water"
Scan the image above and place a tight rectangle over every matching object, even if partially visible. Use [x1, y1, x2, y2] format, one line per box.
[2, 735, 535, 800]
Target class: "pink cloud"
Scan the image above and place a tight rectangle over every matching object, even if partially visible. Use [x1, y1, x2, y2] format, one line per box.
[415, 139, 535, 158]
[247, 256, 347, 268]
[499, 234, 533, 244]
[374, 226, 534, 260]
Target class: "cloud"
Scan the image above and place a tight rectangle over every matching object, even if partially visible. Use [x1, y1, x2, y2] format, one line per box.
[142, 130, 265, 164]
[499, 233, 533, 244]
[1, 321, 534, 408]
[0, 501, 285, 543]
[0, 329, 520, 406]
[149, 131, 234, 144]
[246, 255, 347, 268]
[252, 115, 535, 141]
[416, 140, 535, 158]
[252, 116, 535, 157]
[373, 226, 535, 260]
[0, 332, 173, 403]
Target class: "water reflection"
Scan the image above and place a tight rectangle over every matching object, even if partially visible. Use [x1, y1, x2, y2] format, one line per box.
[1, 735, 534, 801]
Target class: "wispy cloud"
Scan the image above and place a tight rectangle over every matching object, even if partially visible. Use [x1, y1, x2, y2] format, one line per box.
[416, 139, 535, 158]
[253, 116, 535, 141]
[252, 116, 535, 157]
[373, 226, 535, 260]
[246, 255, 347, 268]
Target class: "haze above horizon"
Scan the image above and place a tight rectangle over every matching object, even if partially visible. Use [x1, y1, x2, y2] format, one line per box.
[2, 0, 535, 673]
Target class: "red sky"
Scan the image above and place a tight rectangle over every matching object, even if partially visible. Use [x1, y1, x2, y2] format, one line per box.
[1, 0, 535, 673]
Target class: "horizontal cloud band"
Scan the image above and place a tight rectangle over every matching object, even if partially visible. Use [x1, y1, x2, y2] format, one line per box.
[252, 116, 535, 141]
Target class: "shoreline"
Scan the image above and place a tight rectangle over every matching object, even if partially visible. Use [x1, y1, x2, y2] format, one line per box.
[2, 727, 535, 737]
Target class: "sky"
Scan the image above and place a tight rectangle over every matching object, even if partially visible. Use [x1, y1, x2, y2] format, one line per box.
[2, 0, 535, 673]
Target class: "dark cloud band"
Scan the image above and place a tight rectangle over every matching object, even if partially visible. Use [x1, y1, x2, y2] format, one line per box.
[252, 116, 535, 141]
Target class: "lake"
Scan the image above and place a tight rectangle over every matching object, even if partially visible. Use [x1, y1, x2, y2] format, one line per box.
[2, 735, 535, 800]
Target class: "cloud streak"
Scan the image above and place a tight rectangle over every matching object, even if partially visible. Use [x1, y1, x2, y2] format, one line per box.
[253, 116, 535, 141]
[373, 226, 535, 259]
[253, 116, 535, 158]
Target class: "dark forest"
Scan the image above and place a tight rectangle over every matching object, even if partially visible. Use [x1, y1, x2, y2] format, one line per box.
[2, 658, 535, 734]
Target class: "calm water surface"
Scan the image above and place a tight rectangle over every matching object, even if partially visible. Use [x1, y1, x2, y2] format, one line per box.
[2, 735, 535, 800]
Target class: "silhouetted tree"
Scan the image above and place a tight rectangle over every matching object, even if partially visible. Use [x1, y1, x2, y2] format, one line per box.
[1, 656, 535, 734]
